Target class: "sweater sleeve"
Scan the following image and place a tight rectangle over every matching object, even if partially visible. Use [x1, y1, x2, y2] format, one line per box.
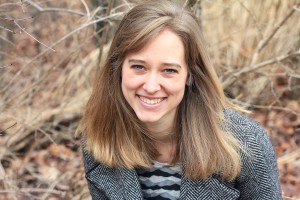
[235, 120, 282, 199]
[80, 138, 109, 200]
[86, 180, 109, 200]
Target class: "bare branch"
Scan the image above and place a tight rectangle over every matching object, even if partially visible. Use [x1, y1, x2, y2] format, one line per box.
[0, 16, 55, 51]
[13, 20, 55, 52]
[24, 0, 86, 16]
[241, 51, 300, 74]
[97, 0, 114, 74]
[0, 64, 13, 69]
[223, 50, 300, 88]
[250, 20, 273, 66]
[0, 122, 17, 136]
[14, 16, 34, 21]
[257, 2, 300, 53]
[23, 0, 43, 10]
[294, 5, 300, 12]
[278, 149, 300, 164]
[20, 0, 26, 13]
[112, 2, 135, 11]
[1, 188, 63, 195]
[0, 25, 14, 33]
[237, 0, 263, 38]
[0, 12, 123, 99]
[0, 17, 14, 20]
[80, 0, 90, 18]
[230, 99, 300, 117]
[47, 12, 123, 51]
[0, 3, 19, 8]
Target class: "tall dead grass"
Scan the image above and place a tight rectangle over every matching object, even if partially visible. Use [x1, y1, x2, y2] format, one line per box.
[0, 0, 299, 199]
[203, 0, 300, 108]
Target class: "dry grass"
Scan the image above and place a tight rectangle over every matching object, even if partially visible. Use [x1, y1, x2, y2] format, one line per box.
[203, 0, 300, 107]
[0, 0, 299, 199]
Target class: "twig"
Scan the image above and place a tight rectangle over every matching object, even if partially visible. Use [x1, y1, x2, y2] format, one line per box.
[230, 99, 300, 117]
[257, 2, 300, 53]
[270, 79, 282, 106]
[0, 25, 14, 33]
[0, 162, 6, 179]
[255, 71, 300, 79]
[250, 20, 273, 66]
[0, 62, 13, 69]
[0, 64, 12, 69]
[97, 0, 114, 75]
[111, 0, 135, 13]
[20, 0, 26, 13]
[0, 160, 19, 200]
[80, 0, 90, 19]
[237, 0, 263, 38]
[0, 122, 17, 136]
[15, 16, 34, 21]
[24, 0, 86, 16]
[0, 3, 19, 8]
[0, 11, 124, 95]
[1, 188, 63, 195]
[41, 172, 71, 200]
[0, 31, 97, 110]
[13, 20, 55, 52]
[40, 12, 124, 53]
[223, 50, 300, 88]
[0, 16, 33, 21]
[293, 5, 300, 12]
[278, 149, 300, 164]
[0, 35, 15, 46]
[239, 51, 299, 74]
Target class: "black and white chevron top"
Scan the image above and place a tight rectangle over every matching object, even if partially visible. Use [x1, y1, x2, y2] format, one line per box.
[136, 161, 182, 200]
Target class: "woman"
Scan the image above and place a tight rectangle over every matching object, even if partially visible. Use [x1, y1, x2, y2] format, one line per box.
[77, 1, 282, 199]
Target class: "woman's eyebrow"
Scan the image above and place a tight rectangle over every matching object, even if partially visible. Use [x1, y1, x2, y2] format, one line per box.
[128, 59, 181, 69]
[128, 59, 146, 64]
[162, 62, 181, 69]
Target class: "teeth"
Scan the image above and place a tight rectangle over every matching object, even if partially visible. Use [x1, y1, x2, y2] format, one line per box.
[141, 97, 163, 105]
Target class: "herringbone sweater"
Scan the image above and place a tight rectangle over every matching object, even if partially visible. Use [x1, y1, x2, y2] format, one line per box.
[81, 109, 282, 199]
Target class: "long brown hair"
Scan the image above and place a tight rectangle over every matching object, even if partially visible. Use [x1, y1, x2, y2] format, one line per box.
[77, 0, 242, 180]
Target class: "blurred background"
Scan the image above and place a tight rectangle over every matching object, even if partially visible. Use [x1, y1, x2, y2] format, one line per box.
[0, 0, 299, 199]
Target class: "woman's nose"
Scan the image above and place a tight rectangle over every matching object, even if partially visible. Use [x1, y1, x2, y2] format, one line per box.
[143, 73, 161, 94]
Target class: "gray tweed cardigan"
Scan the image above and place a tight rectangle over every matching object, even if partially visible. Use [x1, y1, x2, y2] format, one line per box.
[82, 109, 282, 199]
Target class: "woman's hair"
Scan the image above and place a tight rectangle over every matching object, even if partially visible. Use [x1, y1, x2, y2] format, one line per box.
[77, 0, 242, 180]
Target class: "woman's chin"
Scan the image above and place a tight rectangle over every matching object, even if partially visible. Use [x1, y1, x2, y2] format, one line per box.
[137, 116, 161, 124]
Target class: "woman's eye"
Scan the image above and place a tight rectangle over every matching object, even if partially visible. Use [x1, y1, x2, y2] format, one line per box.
[132, 65, 145, 70]
[163, 68, 177, 73]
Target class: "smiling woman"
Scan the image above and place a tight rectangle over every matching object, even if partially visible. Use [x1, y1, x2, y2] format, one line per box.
[121, 29, 188, 128]
[76, 0, 282, 199]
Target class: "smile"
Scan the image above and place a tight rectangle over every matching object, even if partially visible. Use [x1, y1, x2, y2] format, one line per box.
[138, 95, 165, 105]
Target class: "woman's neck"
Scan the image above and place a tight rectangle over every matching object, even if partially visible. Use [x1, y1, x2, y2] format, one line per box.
[145, 120, 177, 163]
[154, 139, 177, 164]
[145, 117, 175, 142]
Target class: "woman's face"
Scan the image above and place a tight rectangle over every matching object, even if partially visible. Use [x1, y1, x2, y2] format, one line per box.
[121, 29, 188, 126]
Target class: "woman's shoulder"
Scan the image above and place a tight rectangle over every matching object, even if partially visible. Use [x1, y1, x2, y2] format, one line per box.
[224, 108, 277, 166]
[224, 108, 258, 126]
[224, 110, 282, 198]
[225, 110, 274, 157]
[224, 108, 268, 142]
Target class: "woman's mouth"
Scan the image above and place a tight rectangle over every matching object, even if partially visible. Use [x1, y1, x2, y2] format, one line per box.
[138, 95, 166, 105]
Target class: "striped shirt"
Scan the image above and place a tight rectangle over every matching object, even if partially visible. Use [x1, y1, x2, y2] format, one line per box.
[136, 161, 182, 200]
